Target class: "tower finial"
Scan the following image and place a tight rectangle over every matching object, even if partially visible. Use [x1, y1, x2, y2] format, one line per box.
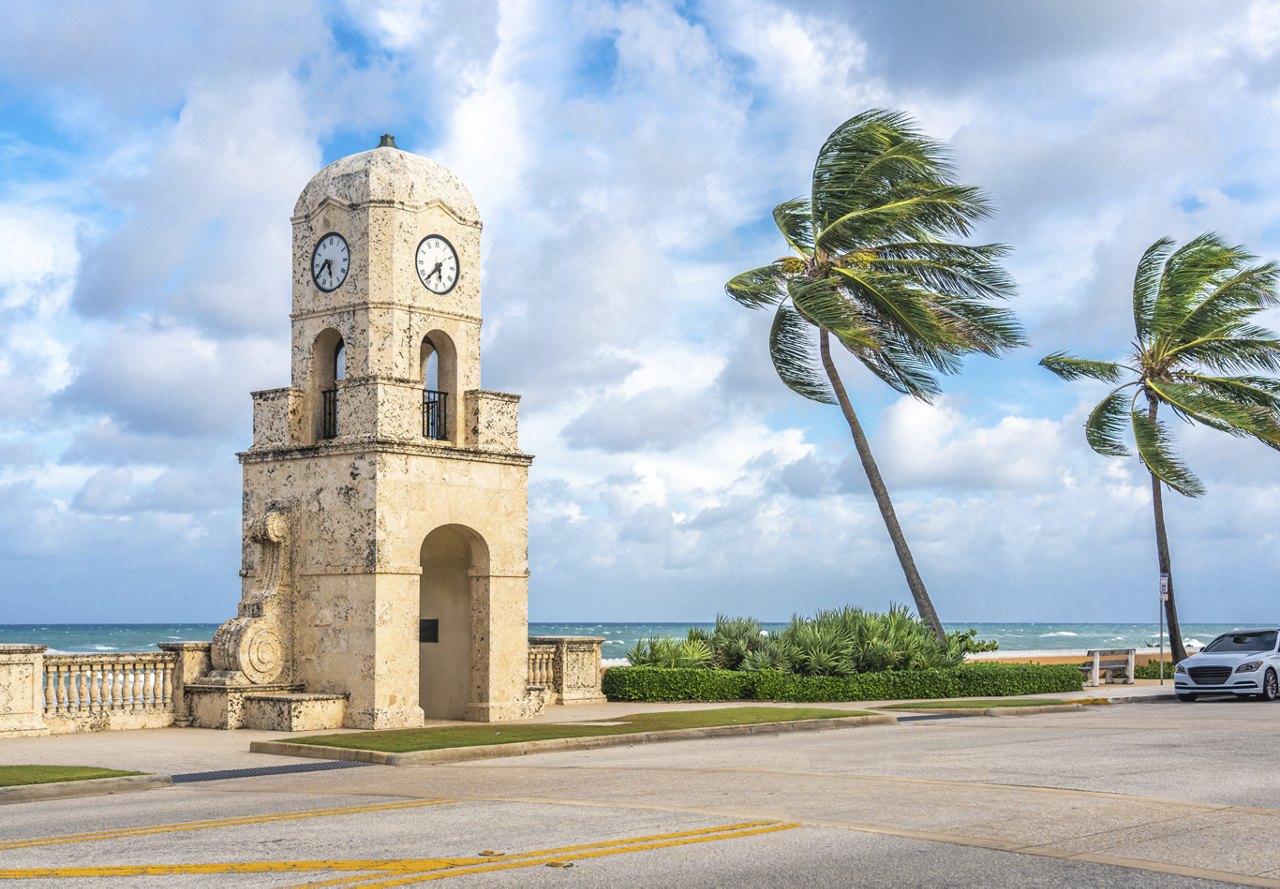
[378, 133, 397, 149]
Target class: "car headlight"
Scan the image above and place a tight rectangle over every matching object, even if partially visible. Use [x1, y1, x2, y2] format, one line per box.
[1175, 663, 1186, 673]
[1236, 661, 1264, 673]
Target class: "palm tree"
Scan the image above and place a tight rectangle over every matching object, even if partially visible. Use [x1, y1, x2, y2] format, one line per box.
[1041, 234, 1280, 661]
[726, 110, 1023, 641]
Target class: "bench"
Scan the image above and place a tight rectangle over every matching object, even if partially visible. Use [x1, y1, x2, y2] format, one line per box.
[1079, 648, 1135, 686]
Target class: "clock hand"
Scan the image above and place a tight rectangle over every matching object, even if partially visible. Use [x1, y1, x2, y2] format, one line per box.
[430, 261, 443, 280]
[321, 258, 332, 277]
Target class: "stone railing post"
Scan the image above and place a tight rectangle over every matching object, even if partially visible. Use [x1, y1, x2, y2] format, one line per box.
[0, 644, 50, 736]
[159, 642, 213, 727]
[527, 642, 556, 689]
[527, 637, 606, 705]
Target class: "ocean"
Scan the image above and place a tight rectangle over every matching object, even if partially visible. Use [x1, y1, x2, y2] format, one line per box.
[0, 621, 1245, 660]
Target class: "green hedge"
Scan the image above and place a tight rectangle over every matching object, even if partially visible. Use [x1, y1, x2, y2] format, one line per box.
[601, 668, 755, 702]
[602, 663, 1083, 703]
[1133, 659, 1174, 680]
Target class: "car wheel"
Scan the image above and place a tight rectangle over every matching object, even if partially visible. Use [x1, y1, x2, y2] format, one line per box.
[1263, 669, 1279, 702]
[1177, 693, 1197, 702]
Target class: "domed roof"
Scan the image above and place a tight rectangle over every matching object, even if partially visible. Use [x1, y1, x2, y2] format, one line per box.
[293, 138, 479, 224]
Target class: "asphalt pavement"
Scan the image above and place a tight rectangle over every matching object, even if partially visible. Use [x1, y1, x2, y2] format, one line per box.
[2, 687, 1277, 887]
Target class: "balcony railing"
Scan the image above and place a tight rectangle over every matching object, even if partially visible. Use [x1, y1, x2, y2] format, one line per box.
[321, 388, 338, 439]
[423, 389, 447, 440]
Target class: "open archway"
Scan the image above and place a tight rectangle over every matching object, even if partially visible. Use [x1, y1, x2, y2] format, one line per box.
[419, 524, 487, 718]
[420, 331, 457, 442]
[311, 328, 345, 441]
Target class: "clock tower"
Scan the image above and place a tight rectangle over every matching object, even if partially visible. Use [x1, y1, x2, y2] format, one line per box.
[198, 136, 536, 729]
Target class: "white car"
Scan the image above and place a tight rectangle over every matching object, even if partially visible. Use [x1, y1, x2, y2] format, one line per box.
[1175, 627, 1280, 702]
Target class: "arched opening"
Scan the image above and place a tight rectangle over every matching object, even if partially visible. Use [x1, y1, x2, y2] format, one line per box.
[419, 525, 486, 719]
[420, 332, 456, 442]
[312, 328, 345, 441]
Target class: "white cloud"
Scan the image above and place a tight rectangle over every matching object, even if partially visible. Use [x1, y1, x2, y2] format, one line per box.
[877, 397, 1065, 491]
[3, 0, 1280, 626]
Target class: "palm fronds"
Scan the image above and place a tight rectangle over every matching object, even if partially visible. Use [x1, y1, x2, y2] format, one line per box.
[1043, 233, 1280, 497]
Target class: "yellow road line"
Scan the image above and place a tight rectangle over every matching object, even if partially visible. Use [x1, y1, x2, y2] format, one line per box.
[0, 820, 796, 883]
[0, 859, 484, 880]
[0, 798, 455, 852]
[337, 822, 802, 887]
[301, 820, 786, 888]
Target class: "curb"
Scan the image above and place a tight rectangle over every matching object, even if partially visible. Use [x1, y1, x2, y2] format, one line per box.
[1095, 692, 1179, 704]
[982, 704, 1083, 717]
[0, 774, 172, 806]
[250, 714, 898, 766]
[876, 704, 1084, 717]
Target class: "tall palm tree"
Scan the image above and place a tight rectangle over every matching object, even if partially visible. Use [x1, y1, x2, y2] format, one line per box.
[726, 110, 1022, 641]
[1042, 234, 1280, 661]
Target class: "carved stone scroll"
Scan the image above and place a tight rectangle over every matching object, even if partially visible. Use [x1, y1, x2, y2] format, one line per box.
[209, 509, 294, 686]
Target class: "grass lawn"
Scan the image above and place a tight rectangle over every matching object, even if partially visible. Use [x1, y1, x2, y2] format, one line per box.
[0, 765, 144, 788]
[880, 699, 1071, 710]
[289, 706, 869, 753]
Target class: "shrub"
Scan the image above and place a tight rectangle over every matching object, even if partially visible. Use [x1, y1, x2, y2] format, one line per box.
[601, 667, 755, 702]
[626, 636, 713, 669]
[709, 615, 768, 670]
[602, 662, 1082, 703]
[625, 605, 998, 678]
[1133, 659, 1173, 680]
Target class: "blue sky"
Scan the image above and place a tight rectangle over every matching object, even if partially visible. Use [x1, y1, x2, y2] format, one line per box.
[2, 0, 1280, 625]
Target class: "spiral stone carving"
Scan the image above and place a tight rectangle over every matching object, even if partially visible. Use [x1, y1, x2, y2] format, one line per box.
[240, 622, 284, 684]
[211, 617, 284, 685]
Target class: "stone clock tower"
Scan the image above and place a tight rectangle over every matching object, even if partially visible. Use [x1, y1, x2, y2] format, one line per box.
[194, 136, 535, 729]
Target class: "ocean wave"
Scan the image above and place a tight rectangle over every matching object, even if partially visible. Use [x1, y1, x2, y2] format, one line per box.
[91, 644, 119, 651]
[1038, 631, 1078, 637]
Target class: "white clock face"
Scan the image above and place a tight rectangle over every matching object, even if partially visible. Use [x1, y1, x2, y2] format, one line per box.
[416, 235, 459, 294]
[311, 232, 350, 292]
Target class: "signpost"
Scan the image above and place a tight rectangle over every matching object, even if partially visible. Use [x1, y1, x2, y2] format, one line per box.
[1159, 573, 1170, 684]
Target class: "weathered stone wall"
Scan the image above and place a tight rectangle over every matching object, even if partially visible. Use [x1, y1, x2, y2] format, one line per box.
[0, 645, 48, 737]
[466, 391, 521, 452]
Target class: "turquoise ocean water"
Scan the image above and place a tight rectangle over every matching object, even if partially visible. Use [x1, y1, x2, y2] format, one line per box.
[0, 621, 1247, 659]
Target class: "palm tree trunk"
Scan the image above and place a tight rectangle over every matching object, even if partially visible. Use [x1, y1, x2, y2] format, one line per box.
[819, 329, 946, 642]
[1147, 395, 1188, 663]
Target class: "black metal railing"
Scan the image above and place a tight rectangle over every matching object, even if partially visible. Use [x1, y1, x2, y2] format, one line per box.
[423, 389, 447, 440]
[321, 388, 338, 439]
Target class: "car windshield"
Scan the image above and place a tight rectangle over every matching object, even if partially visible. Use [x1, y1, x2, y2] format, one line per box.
[1203, 631, 1277, 653]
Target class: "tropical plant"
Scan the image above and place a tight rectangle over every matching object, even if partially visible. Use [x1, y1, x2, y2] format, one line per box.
[625, 606, 989, 676]
[1041, 234, 1280, 661]
[626, 636, 713, 669]
[708, 615, 767, 670]
[726, 109, 1023, 640]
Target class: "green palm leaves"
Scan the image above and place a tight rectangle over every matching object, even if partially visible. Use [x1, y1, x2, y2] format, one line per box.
[726, 109, 1023, 403]
[1042, 234, 1280, 496]
[727, 110, 1023, 641]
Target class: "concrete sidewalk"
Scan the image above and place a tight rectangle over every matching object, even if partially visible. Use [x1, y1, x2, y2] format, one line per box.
[0, 681, 1174, 780]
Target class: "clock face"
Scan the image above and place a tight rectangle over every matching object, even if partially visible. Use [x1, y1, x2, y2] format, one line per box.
[311, 232, 350, 292]
[416, 235, 459, 294]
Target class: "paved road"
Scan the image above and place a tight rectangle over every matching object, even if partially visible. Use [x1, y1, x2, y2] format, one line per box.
[2, 699, 1278, 886]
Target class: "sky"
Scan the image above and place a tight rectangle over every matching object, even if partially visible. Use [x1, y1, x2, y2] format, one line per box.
[2, 0, 1280, 626]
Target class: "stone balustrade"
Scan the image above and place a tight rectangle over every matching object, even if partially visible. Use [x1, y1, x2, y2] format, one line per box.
[526, 636, 606, 705]
[42, 652, 179, 733]
[0, 642, 214, 736]
[527, 641, 556, 688]
[2, 635, 602, 736]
